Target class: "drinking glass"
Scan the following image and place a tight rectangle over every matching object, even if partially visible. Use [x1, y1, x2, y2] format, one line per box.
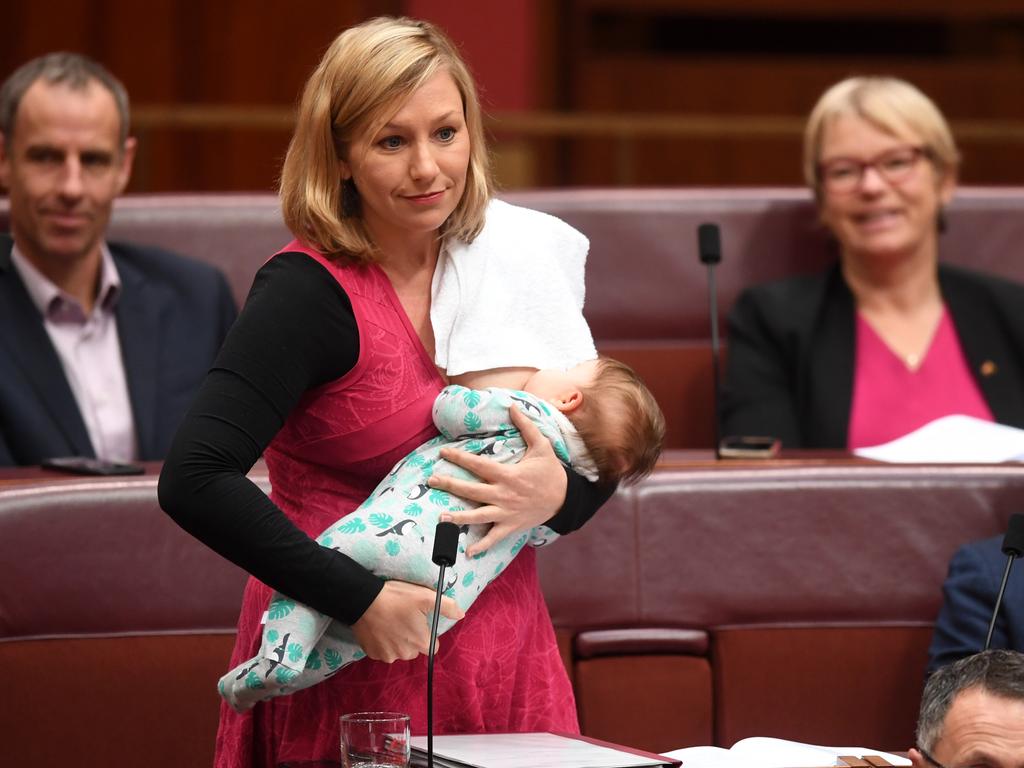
[340, 711, 410, 768]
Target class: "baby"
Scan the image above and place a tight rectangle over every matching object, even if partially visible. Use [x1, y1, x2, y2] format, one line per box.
[220, 356, 665, 711]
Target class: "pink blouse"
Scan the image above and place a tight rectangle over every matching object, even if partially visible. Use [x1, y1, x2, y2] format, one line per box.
[847, 307, 994, 449]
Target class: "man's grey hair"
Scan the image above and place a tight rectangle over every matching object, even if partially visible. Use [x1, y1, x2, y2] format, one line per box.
[917, 649, 1024, 752]
[0, 52, 130, 146]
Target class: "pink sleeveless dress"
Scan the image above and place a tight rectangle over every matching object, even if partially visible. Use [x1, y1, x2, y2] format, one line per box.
[215, 243, 578, 768]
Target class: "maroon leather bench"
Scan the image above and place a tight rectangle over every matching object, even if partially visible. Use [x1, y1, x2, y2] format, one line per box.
[537, 458, 1023, 753]
[0, 471, 256, 768]
[1, 459, 1019, 761]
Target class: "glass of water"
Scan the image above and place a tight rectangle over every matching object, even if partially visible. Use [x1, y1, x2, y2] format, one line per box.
[340, 711, 410, 768]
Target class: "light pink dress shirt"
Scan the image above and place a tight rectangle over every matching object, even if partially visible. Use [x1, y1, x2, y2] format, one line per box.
[847, 307, 994, 450]
[11, 245, 137, 461]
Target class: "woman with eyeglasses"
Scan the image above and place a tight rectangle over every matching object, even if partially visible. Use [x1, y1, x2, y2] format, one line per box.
[721, 76, 1024, 449]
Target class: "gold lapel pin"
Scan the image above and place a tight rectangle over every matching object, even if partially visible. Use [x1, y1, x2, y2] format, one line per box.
[980, 360, 998, 377]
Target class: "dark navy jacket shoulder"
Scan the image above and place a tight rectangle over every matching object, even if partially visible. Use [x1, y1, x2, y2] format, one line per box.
[927, 534, 1024, 674]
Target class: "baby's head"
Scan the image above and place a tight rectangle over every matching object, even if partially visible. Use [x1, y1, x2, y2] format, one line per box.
[523, 357, 665, 484]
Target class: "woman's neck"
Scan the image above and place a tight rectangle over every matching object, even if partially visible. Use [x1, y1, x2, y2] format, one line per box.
[843, 245, 945, 371]
[370, 226, 441, 282]
[370, 226, 443, 363]
[841, 247, 941, 314]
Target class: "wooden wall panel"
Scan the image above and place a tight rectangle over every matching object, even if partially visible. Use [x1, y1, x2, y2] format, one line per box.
[562, 57, 1024, 185]
[0, 0, 394, 191]
[559, 1, 1024, 186]
[6, 1, 1024, 189]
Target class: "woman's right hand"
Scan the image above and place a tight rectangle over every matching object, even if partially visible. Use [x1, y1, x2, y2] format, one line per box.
[351, 581, 465, 663]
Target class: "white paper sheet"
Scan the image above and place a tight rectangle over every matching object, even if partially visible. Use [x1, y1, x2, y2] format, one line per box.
[854, 414, 1024, 463]
[661, 736, 911, 768]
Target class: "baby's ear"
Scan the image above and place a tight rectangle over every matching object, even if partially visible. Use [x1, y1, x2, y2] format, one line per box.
[553, 388, 584, 413]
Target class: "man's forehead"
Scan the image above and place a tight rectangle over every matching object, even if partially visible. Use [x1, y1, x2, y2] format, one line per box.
[938, 688, 1024, 766]
[13, 77, 121, 148]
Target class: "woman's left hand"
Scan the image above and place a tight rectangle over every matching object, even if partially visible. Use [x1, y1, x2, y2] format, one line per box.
[427, 405, 567, 557]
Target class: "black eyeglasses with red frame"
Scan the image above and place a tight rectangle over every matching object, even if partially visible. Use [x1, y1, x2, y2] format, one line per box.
[818, 145, 932, 194]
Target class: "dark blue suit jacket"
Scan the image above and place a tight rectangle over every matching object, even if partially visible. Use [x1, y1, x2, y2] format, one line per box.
[927, 534, 1024, 674]
[0, 234, 237, 466]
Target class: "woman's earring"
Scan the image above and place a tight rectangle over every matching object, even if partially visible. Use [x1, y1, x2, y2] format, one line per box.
[341, 178, 360, 218]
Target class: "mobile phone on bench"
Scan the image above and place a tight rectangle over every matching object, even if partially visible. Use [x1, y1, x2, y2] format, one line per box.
[41, 456, 146, 476]
[718, 435, 781, 459]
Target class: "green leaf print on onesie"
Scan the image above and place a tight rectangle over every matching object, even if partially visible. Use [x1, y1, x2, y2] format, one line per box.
[369, 512, 394, 530]
[324, 649, 343, 670]
[268, 598, 295, 620]
[244, 671, 265, 690]
[463, 411, 482, 433]
[552, 439, 570, 464]
[337, 517, 367, 535]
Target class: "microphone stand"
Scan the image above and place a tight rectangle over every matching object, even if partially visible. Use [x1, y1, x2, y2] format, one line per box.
[707, 262, 721, 458]
[427, 521, 460, 768]
[697, 223, 723, 458]
[984, 513, 1024, 650]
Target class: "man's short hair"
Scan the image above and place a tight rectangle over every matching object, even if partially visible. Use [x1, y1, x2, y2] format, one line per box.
[0, 52, 130, 146]
[916, 649, 1024, 752]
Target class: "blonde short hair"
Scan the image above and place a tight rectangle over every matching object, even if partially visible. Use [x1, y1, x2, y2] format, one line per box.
[572, 358, 665, 485]
[279, 16, 492, 263]
[803, 76, 959, 199]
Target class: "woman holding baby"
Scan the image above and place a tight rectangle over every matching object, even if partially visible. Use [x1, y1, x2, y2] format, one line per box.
[159, 16, 629, 767]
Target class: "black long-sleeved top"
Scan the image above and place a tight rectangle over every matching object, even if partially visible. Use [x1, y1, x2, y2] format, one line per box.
[159, 251, 614, 625]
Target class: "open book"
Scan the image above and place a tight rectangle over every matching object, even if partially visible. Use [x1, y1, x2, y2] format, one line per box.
[854, 414, 1024, 463]
[661, 737, 911, 768]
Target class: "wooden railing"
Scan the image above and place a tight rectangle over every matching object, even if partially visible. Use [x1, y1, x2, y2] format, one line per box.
[128, 105, 1024, 188]
[132, 105, 1024, 141]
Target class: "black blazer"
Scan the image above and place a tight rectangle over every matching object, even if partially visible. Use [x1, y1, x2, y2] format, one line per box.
[0, 235, 237, 465]
[722, 263, 1024, 448]
[927, 534, 1024, 674]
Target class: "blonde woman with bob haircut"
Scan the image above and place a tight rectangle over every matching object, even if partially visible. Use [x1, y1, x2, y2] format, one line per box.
[723, 75, 1024, 449]
[279, 16, 491, 261]
[161, 16, 612, 765]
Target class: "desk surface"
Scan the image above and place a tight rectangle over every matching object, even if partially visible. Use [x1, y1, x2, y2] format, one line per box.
[0, 451, 866, 481]
[3, 450, 1020, 488]
[0, 459, 269, 488]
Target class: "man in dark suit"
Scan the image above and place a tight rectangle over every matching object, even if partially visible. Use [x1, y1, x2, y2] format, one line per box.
[927, 534, 1024, 674]
[0, 53, 236, 466]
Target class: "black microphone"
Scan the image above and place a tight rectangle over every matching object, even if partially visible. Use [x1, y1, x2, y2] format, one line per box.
[427, 521, 460, 768]
[697, 223, 723, 459]
[984, 513, 1024, 650]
